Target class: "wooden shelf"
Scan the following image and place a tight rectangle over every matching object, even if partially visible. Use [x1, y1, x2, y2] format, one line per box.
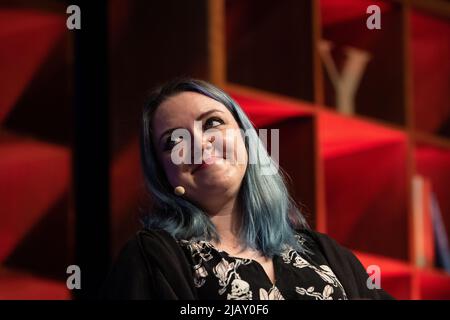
[356, 250, 450, 299]
[411, 9, 450, 140]
[225, 0, 315, 102]
[391, 0, 450, 19]
[414, 132, 450, 150]
[2, 0, 449, 300]
[414, 144, 450, 243]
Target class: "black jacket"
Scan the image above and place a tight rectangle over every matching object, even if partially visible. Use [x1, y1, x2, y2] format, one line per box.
[101, 228, 394, 300]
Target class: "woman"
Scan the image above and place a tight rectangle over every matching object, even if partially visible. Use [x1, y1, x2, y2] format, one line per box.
[102, 78, 393, 300]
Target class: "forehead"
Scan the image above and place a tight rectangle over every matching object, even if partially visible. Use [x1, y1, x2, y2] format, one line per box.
[152, 91, 232, 133]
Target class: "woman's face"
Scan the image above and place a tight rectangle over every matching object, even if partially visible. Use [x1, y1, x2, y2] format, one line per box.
[151, 92, 248, 212]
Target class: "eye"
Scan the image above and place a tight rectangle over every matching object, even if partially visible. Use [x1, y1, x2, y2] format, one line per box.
[163, 135, 183, 152]
[204, 117, 224, 129]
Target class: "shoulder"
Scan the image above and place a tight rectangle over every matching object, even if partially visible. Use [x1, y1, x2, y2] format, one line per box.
[102, 228, 198, 299]
[295, 228, 361, 276]
[119, 228, 189, 271]
[134, 228, 179, 252]
[296, 228, 395, 300]
[100, 230, 165, 299]
[297, 228, 340, 247]
[109, 229, 176, 266]
[298, 228, 364, 265]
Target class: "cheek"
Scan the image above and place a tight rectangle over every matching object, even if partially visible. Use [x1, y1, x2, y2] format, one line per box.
[161, 156, 184, 187]
[223, 132, 247, 166]
[236, 136, 248, 166]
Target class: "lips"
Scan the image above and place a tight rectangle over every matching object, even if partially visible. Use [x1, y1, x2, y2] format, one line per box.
[192, 156, 222, 174]
[192, 162, 208, 174]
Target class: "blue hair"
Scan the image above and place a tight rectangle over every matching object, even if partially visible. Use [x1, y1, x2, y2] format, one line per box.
[140, 78, 310, 257]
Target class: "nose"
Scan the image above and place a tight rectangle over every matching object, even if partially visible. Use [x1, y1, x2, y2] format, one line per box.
[204, 135, 215, 148]
[191, 131, 215, 164]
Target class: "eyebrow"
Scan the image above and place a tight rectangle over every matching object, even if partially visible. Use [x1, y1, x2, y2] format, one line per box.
[158, 109, 224, 146]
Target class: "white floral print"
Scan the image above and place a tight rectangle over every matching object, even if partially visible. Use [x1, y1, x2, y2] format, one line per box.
[279, 235, 347, 299]
[227, 279, 253, 300]
[296, 285, 336, 300]
[178, 239, 214, 288]
[259, 286, 285, 300]
[213, 257, 252, 296]
[178, 234, 347, 300]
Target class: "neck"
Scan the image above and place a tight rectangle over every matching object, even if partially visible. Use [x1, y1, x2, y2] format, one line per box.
[205, 195, 242, 244]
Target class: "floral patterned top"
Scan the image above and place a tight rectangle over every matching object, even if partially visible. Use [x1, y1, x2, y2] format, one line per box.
[177, 233, 348, 300]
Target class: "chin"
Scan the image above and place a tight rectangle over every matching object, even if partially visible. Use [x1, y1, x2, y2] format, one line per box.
[196, 175, 239, 193]
[198, 178, 233, 191]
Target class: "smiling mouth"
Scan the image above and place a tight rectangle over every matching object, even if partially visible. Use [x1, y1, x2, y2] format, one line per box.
[192, 156, 223, 174]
